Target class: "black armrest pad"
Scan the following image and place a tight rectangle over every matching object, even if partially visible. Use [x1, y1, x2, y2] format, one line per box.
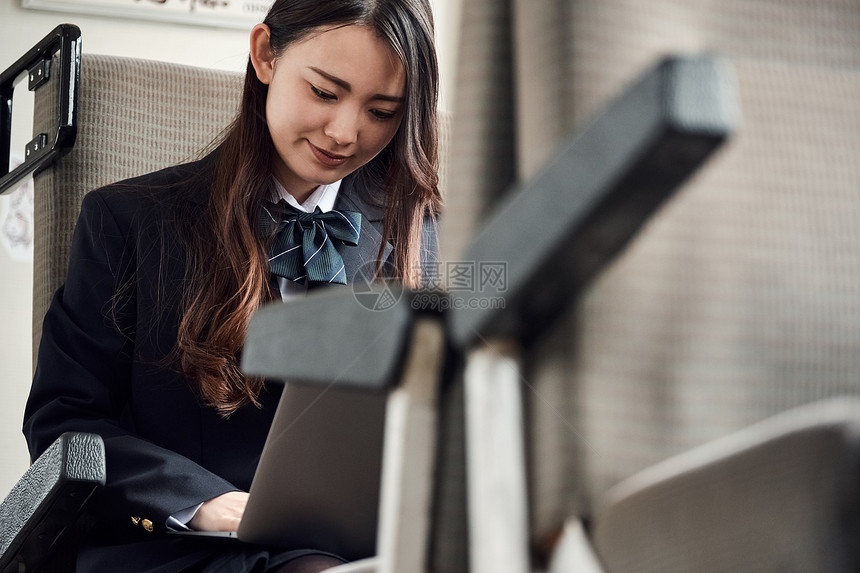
[449, 55, 738, 348]
[242, 289, 424, 391]
[0, 432, 105, 573]
[592, 398, 860, 573]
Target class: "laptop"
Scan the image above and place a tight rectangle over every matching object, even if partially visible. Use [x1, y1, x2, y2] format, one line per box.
[174, 383, 387, 562]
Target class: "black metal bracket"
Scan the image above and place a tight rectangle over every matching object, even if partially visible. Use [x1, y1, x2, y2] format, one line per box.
[0, 24, 81, 195]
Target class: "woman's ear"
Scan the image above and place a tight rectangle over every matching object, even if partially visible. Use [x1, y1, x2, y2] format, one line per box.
[249, 23, 275, 85]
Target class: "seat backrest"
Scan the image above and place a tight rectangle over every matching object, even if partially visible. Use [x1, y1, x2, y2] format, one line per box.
[31, 54, 241, 364]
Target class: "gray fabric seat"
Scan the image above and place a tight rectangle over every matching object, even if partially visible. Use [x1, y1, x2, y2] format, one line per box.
[31, 53, 242, 361]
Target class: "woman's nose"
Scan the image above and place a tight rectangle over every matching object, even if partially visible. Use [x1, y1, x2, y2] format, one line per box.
[324, 108, 359, 146]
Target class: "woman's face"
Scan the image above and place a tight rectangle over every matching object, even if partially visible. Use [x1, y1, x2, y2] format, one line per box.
[250, 24, 406, 201]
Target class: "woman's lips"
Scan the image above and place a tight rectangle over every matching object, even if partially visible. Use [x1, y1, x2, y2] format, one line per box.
[309, 142, 349, 168]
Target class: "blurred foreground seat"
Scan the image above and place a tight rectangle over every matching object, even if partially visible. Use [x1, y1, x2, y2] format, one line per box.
[444, 0, 860, 570]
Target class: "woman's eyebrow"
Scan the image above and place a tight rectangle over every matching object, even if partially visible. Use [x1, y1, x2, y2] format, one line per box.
[308, 66, 404, 103]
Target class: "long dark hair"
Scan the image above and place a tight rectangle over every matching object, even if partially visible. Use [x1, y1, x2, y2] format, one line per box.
[176, 0, 440, 416]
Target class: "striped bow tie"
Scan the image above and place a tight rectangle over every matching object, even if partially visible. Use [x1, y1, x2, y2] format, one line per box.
[258, 200, 361, 285]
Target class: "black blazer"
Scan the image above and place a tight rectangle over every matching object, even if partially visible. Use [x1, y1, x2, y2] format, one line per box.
[22, 151, 409, 559]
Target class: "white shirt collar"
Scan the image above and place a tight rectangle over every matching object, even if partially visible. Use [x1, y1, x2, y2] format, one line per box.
[271, 178, 342, 213]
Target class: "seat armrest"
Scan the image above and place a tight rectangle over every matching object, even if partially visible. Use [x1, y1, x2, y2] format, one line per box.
[592, 398, 860, 573]
[0, 432, 106, 573]
[242, 289, 444, 391]
[448, 55, 739, 348]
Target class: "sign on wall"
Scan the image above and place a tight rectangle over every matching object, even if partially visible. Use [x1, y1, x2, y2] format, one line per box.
[22, 0, 275, 30]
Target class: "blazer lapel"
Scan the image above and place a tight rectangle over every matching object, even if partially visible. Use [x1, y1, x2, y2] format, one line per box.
[331, 175, 393, 286]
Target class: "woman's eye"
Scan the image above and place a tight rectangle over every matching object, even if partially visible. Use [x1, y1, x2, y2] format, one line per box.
[371, 109, 397, 120]
[311, 86, 336, 101]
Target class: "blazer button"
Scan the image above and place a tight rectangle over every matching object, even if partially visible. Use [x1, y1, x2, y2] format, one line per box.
[131, 516, 154, 532]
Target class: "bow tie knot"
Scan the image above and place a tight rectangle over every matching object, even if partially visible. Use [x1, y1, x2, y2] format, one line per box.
[258, 200, 361, 285]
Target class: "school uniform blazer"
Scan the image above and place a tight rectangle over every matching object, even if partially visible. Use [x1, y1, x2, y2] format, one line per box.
[22, 150, 405, 548]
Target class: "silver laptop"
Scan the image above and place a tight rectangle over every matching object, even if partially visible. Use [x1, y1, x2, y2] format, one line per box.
[176, 383, 386, 562]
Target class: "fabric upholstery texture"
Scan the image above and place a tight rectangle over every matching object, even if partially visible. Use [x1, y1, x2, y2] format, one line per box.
[439, 0, 860, 562]
[32, 54, 241, 365]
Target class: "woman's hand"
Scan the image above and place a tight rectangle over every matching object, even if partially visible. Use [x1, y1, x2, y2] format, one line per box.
[189, 491, 249, 532]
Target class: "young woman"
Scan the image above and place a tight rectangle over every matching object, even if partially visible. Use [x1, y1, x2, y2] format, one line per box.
[22, 1, 440, 571]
